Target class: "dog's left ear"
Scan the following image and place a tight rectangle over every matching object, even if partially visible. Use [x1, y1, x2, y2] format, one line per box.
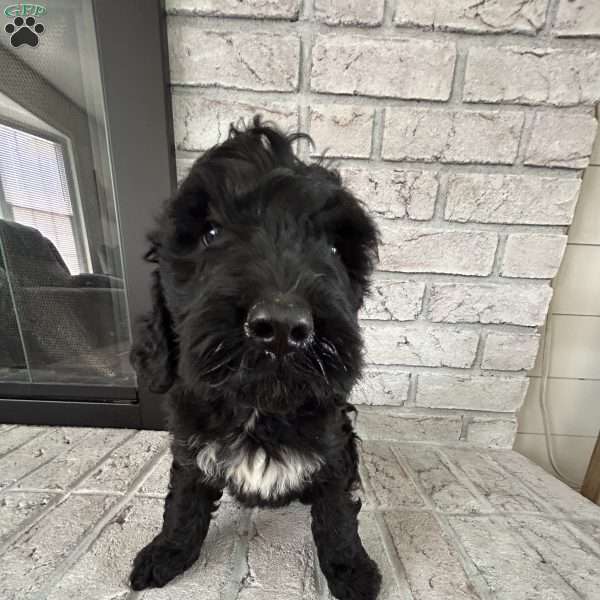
[333, 189, 380, 309]
[130, 267, 178, 393]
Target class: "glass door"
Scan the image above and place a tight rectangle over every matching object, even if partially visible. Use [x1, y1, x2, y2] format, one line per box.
[0, 1, 174, 428]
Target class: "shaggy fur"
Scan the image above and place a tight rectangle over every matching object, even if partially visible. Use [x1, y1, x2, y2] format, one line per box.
[129, 117, 382, 599]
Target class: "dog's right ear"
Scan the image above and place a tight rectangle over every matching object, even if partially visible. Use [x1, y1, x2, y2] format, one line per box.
[130, 266, 178, 393]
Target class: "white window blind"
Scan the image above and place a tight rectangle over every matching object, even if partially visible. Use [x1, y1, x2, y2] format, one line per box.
[0, 123, 82, 274]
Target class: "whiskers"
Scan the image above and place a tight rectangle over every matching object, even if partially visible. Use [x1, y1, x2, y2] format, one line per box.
[189, 331, 347, 393]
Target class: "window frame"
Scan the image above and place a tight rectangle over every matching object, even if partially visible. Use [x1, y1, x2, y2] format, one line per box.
[0, 116, 91, 274]
[0, 0, 175, 430]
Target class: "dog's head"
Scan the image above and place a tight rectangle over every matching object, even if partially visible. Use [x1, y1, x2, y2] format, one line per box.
[132, 118, 378, 414]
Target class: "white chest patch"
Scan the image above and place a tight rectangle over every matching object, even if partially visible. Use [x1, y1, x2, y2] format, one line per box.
[195, 416, 322, 500]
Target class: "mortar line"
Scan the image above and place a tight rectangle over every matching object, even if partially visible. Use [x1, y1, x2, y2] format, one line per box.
[369, 269, 559, 288]
[360, 317, 542, 336]
[175, 139, 585, 178]
[370, 108, 385, 159]
[36, 445, 170, 600]
[173, 81, 596, 119]
[366, 505, 600, 521]
[165, 13, 600, 51]
[459, 414, 472, 441]
[448, 43, 468, 105]
[222, 508, 254, 600]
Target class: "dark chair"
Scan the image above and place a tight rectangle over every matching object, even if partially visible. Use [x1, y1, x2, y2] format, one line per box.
[0, 219, 132, 384]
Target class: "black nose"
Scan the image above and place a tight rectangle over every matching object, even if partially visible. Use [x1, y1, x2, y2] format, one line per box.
[245, 299, 314, 354]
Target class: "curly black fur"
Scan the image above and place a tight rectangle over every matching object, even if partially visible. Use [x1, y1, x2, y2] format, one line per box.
[129, 117, 382, 599]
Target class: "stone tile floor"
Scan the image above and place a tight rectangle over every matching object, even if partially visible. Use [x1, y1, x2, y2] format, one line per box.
[1, 424, 600, 599]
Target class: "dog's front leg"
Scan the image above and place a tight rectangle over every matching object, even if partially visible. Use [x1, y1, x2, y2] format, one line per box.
[311, 485, 381, 600]
[130, 458, 222, 590]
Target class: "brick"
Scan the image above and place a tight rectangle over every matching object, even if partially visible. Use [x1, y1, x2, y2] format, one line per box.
[16, 429, 132, 491]
[240, 506, 319, 599]
[428, 282, 553, 327]
[165, 0, 301, 19]
[395, 445, 484, 512]
[481, 332, 540, 371]
[448, 515, 583, 598]
[383, 107, 523, 164]
[0, 492, 55, 544]
[311, 35, 456, 100]
[378, 224, 498, 276]
[416, 373, 529, 412]
[172, 94, 297, 151]
[168, 22, 300, 91]
[501, 233, 567, 279]
[466, 418, 518, 448]
[394, 0, 548, 34]
[360, 279, 425, 320]
[554, 0, 600, 37]
[2, 494, 117, 600]
[444, 447, 546, 512]
[75, 431, 167, 493]
[360, 442, 425, 509]
[464, 47, 600, 106]
[0, 427, 89, 491]
[351, 368, 410, 405]
[363, 323, 479, 368]
[309, 105, 374, 158]
[524, 112, 597, 169]
[314, 0, 384, 25]
[383, 511, 478, 599]
[340, 167, 438, 221]
[357, 407, 462, 442]
[445, 173, 581, 225]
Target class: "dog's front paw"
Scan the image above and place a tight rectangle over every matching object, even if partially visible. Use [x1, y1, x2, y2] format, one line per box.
[325, 554, 382, 600]
[130, 539, 199, 590]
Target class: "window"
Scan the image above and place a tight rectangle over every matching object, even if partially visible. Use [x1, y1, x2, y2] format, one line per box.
[0, 123, 84, 274]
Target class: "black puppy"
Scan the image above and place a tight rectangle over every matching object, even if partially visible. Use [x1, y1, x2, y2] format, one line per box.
[129, 117, 382, 600]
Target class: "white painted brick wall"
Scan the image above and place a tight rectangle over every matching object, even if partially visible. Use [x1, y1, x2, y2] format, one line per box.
[166, 0, 600, 446]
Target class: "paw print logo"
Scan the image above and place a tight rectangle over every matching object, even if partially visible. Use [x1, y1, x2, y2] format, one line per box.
[5, 16, 44, 47]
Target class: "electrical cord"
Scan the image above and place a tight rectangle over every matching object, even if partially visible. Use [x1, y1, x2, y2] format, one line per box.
[538, 315, 581, 489]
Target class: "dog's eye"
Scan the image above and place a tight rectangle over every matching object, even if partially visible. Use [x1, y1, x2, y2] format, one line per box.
[331, 245, 338, 256]
[202, 224, 221, 247]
